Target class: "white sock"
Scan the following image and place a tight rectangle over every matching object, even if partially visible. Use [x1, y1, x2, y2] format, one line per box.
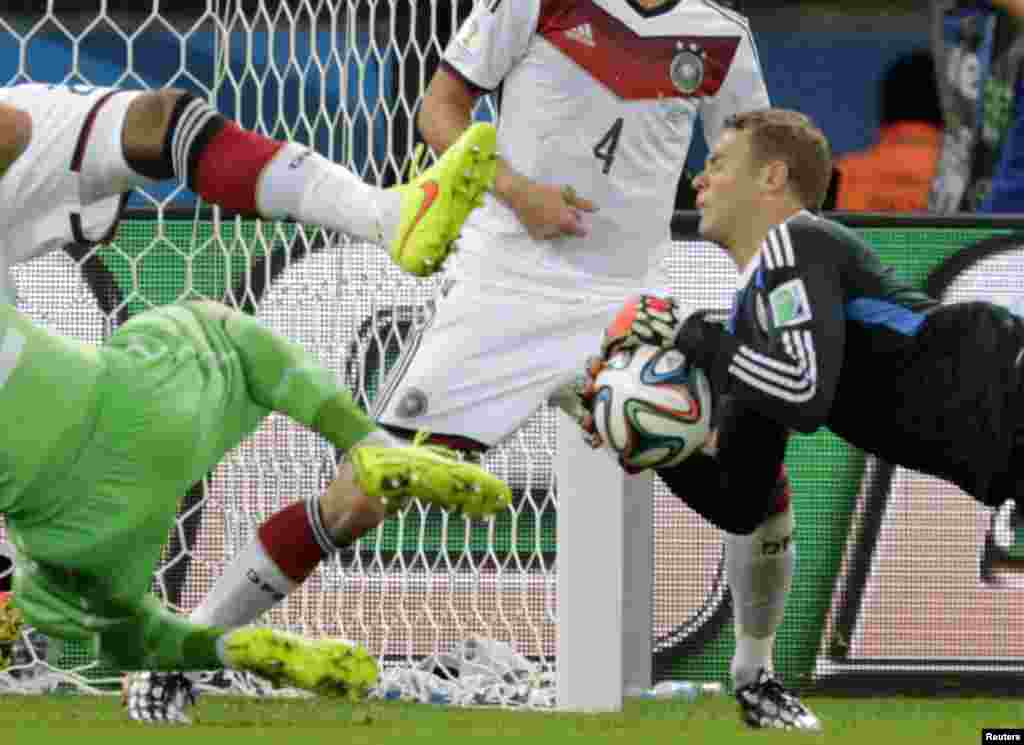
[190, 539, 299, 629]
[254, 144, 402, 242]
[215, 635, 230, 668]
[726, 506, 795, 688]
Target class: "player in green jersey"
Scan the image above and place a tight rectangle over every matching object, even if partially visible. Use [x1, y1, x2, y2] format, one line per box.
[0, 299, 511, 702]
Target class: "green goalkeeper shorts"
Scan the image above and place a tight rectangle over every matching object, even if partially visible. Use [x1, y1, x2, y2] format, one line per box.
[9, 304, 270, 641]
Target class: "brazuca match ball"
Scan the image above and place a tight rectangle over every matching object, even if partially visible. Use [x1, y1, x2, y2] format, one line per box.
[591, 345, 712, 471]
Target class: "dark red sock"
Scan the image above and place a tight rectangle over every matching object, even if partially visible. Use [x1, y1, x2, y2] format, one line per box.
[257, 501, 327, 584]
[194, 121, 284, 213]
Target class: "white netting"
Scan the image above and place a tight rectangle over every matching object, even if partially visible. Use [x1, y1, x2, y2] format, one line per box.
[0, 2, 733, 700]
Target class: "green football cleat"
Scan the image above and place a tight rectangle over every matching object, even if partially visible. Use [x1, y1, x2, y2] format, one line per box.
[388, 122, 498, 277]
[350, 431, 513, 518]
[222, 628, 378, 701]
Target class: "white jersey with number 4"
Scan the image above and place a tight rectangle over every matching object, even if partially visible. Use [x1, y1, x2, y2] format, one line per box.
[443, 0, 769, 291]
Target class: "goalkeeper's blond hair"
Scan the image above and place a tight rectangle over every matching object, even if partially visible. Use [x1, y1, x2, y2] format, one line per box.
[723, 109, 832, 211]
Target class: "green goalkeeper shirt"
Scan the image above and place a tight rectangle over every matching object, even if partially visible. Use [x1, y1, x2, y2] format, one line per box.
[0, 303, 105, 518]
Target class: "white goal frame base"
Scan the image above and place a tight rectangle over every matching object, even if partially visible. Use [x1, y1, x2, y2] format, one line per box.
[555, 411, 653, 711]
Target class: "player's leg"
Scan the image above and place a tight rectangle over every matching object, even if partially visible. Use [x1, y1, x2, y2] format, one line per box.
[187, 459, 390, 633]
[657, 410, 818, 731]
[126, 460, 395, 723]
[98, 595, 379, 696]
[5, 388, 378, 707]
[99, 88, 496, 276]
[723, 482, 807, 723]
[125, 296, 518, 722]
[93, 300, 417, 722]
[177, 286, 609, 642]
[660, 467, 817, 730]
[182, 299, 510, 511]
[13, 552, 376, 700]
[172, 299, 507, 613]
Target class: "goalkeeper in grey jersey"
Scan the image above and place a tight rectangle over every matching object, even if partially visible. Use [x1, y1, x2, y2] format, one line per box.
[604, 109, 1024, 513]
[587, 108, 1024, 730]
[0, 300, 510, 710]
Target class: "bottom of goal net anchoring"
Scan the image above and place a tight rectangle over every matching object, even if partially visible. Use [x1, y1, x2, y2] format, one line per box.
[0, 632, 559, 708]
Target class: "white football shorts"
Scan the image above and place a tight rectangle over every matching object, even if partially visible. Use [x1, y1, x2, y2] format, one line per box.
[374, 278, 655, 447]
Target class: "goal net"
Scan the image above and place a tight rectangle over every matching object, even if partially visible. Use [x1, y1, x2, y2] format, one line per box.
[0, 1, 732, 700]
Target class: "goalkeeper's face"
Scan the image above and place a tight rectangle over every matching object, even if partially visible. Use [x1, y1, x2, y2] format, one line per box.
[692, 129, 762, 249]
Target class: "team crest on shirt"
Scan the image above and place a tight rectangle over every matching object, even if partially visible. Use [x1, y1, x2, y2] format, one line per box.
[670, 42, 706, 95]
[768, 279, 813, 328]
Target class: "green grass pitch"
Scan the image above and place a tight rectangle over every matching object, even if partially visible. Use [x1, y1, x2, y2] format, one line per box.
[0, 694, 1020, 744]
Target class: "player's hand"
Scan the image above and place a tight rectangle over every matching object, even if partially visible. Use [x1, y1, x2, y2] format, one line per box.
[578, 356, 606, 449]
[579, 356, 659, 475]
[511, 181, 597, 240]
[580, 356, 647, 474]
[601, 295, 683, 360]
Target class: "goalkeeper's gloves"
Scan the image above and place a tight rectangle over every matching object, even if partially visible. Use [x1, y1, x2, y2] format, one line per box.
[600, 295, 684, 361]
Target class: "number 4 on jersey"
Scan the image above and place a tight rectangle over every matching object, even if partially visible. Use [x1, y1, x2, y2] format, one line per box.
[593, 118, 624, 175]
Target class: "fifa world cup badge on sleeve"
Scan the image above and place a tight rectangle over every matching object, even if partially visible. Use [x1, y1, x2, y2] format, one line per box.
[768, 279, 812, 328]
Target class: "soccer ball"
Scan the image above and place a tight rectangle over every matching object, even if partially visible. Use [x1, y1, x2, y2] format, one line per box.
[591, 345, 712, 471]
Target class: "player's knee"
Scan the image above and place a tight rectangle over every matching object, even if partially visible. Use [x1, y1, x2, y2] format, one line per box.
[711, 463, 792, 535]
[747, 503, 794, 548]
[724, 481, 792, 536]
[123, 88, 189, 171]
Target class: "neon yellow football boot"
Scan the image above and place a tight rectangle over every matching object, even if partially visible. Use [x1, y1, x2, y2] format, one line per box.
[350, 431, 512, 518]
[222, 627, 378, 701]
[387, 122, 498, 277]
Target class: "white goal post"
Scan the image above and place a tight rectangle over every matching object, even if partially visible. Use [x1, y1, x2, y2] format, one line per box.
[0, 1, 737, 708]
[556, 415, 654, 710]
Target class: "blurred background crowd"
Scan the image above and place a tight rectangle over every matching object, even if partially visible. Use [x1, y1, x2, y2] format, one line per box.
[0, 0, 1021, 216]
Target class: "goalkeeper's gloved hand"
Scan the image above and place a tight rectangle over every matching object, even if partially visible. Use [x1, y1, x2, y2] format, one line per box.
[600, 295, 684, 361]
